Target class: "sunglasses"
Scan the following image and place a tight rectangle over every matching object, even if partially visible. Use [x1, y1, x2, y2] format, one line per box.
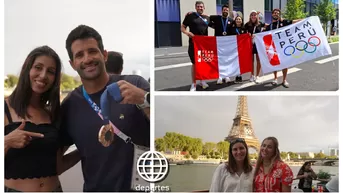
[230, 138, 245, 144]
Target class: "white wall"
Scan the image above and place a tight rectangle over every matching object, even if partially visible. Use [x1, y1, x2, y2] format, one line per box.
[179, 0, 216, 46]
[243, 0, 265, 24]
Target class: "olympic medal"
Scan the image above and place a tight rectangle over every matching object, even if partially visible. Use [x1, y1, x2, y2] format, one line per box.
[222, 32, 227, 35]
[98, 124, 114, 147]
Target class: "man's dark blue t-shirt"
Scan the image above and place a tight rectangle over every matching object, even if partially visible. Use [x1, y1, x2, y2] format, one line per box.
[60, 74, 150, 192]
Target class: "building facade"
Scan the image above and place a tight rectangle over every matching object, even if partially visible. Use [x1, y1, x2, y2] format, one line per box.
[297, 152, 315, 158]
[155, 0, 339, 47]
[329, 148, 338, 156]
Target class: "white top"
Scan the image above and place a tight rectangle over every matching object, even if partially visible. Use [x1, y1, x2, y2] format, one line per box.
[326, 176, 339, 192]
[209, 163, 254, 192]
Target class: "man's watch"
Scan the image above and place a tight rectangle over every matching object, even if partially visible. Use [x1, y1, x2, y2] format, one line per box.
[137, 92, 150, 109]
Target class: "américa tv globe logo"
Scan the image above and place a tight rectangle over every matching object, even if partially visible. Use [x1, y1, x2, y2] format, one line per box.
[137, 151, 169, 183]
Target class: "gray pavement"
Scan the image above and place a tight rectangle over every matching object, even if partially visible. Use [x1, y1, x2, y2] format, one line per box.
[154, 43, 339, 91]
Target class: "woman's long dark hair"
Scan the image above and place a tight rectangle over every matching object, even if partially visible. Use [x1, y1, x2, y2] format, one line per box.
[8, 46, 62, 123]
[226, 139, 253, 174]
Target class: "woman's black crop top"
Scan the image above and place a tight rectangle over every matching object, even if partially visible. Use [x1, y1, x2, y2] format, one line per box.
[4, 102, 60, 179]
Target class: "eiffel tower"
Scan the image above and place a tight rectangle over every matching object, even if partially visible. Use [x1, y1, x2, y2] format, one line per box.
[225, 96, 260, 152]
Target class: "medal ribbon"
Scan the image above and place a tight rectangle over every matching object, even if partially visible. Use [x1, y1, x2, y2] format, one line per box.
[82, 86, 131, 143]
[194, 12, 208, 25]
[221, 16, 229, 34]
[236, 28, 240, 35]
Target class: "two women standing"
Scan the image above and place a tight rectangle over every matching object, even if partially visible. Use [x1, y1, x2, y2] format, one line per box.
[210, 137, 294, 192]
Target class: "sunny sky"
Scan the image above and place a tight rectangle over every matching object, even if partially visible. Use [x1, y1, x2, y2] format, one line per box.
[5, 0, 151, 79]
[155, 96, 339, 154]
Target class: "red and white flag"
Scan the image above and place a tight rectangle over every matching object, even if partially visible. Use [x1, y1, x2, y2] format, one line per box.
[193, 33, 253, 80]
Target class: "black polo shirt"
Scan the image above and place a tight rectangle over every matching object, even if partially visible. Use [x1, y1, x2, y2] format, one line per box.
[182, 12, 209, 43]
[209, 15, 234, 36]
[265, 19, 292, 31]
[228, 26, 247, 35]
[60, 74, 150, 192]
[244, 21, 266, 35]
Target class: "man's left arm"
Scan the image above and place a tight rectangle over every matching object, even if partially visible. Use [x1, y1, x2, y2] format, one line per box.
[117, 76, 150, 120]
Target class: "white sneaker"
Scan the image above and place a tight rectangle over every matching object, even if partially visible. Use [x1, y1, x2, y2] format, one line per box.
[271, 79, 278, 85]
[217, 78, 223, 84]
[190, 83, 196, 91]
[249, 76, 255, 82]
[200, 81, 209, 89]
[255, 76, 260, 84]
[224, 77, 231, 83]
[282, 81, 289, 88]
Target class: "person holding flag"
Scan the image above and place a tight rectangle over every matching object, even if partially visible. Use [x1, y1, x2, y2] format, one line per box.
[208, 4, 234, 84]
[181, 1, 210, 91]
[264, 9, 303, 88]
[244, 10, 267, 84]
[228, 15, 247, 83]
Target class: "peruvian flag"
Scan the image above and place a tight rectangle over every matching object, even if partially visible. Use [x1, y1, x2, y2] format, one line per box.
[193, 33, 253, 80]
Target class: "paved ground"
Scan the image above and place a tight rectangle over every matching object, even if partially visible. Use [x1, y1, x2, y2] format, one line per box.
[154, 43, 339, 91]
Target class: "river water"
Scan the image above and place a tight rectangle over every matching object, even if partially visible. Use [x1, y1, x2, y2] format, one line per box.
[157, 164, 338, 192]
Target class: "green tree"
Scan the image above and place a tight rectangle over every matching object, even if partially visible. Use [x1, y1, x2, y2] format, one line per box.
[314, 152, 326, 159]
[287, 152, 298, 159]
[216, 141, 230, 159]
[283, 0, 308, 20]
[4, 81, 8, 88]
[4, 75, 19, 88]
[202, 142, 216, 155]
[313, 0, 336, 34]
[155, 138, 166, 152]
[185, 154, 190, 159]
[163, 132, 180, 151]
[280, 152, 288, 160]
[188, 138, 203, 156]
[191, 154, 199, 160]
[326, 156, 338, 159]
[60, 73, 82, 91]
[209, 151, 215, 158]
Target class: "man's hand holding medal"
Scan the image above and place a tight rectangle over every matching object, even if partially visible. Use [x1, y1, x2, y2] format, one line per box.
[98, 80, 150, 147]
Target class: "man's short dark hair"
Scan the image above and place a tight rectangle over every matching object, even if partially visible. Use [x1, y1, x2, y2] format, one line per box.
[65, 25, 104, 61]
[222, 4, 229, 10]
[106, 51, 123, 74]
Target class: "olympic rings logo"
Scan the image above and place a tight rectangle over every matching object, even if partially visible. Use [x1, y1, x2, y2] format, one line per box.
[283, 36, 321, 58]
[198, 50, 214, 62]
[202, 57, 213, 62]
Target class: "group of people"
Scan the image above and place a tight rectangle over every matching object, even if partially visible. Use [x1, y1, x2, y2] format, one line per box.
[4, 25, 150, 192]
[209, 137, 339, 192]
[182, 1, 302, 91]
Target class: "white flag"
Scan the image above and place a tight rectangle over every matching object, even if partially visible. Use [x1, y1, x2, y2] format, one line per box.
[255, 16, 332, 74]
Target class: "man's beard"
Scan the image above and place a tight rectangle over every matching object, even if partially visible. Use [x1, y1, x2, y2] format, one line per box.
[78, 60, 104, 81]
[272, 16, 279, 20]
[222, 12, 228, 18]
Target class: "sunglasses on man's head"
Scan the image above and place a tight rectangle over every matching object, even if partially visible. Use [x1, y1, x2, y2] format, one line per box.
[230, 138, 245, 144]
